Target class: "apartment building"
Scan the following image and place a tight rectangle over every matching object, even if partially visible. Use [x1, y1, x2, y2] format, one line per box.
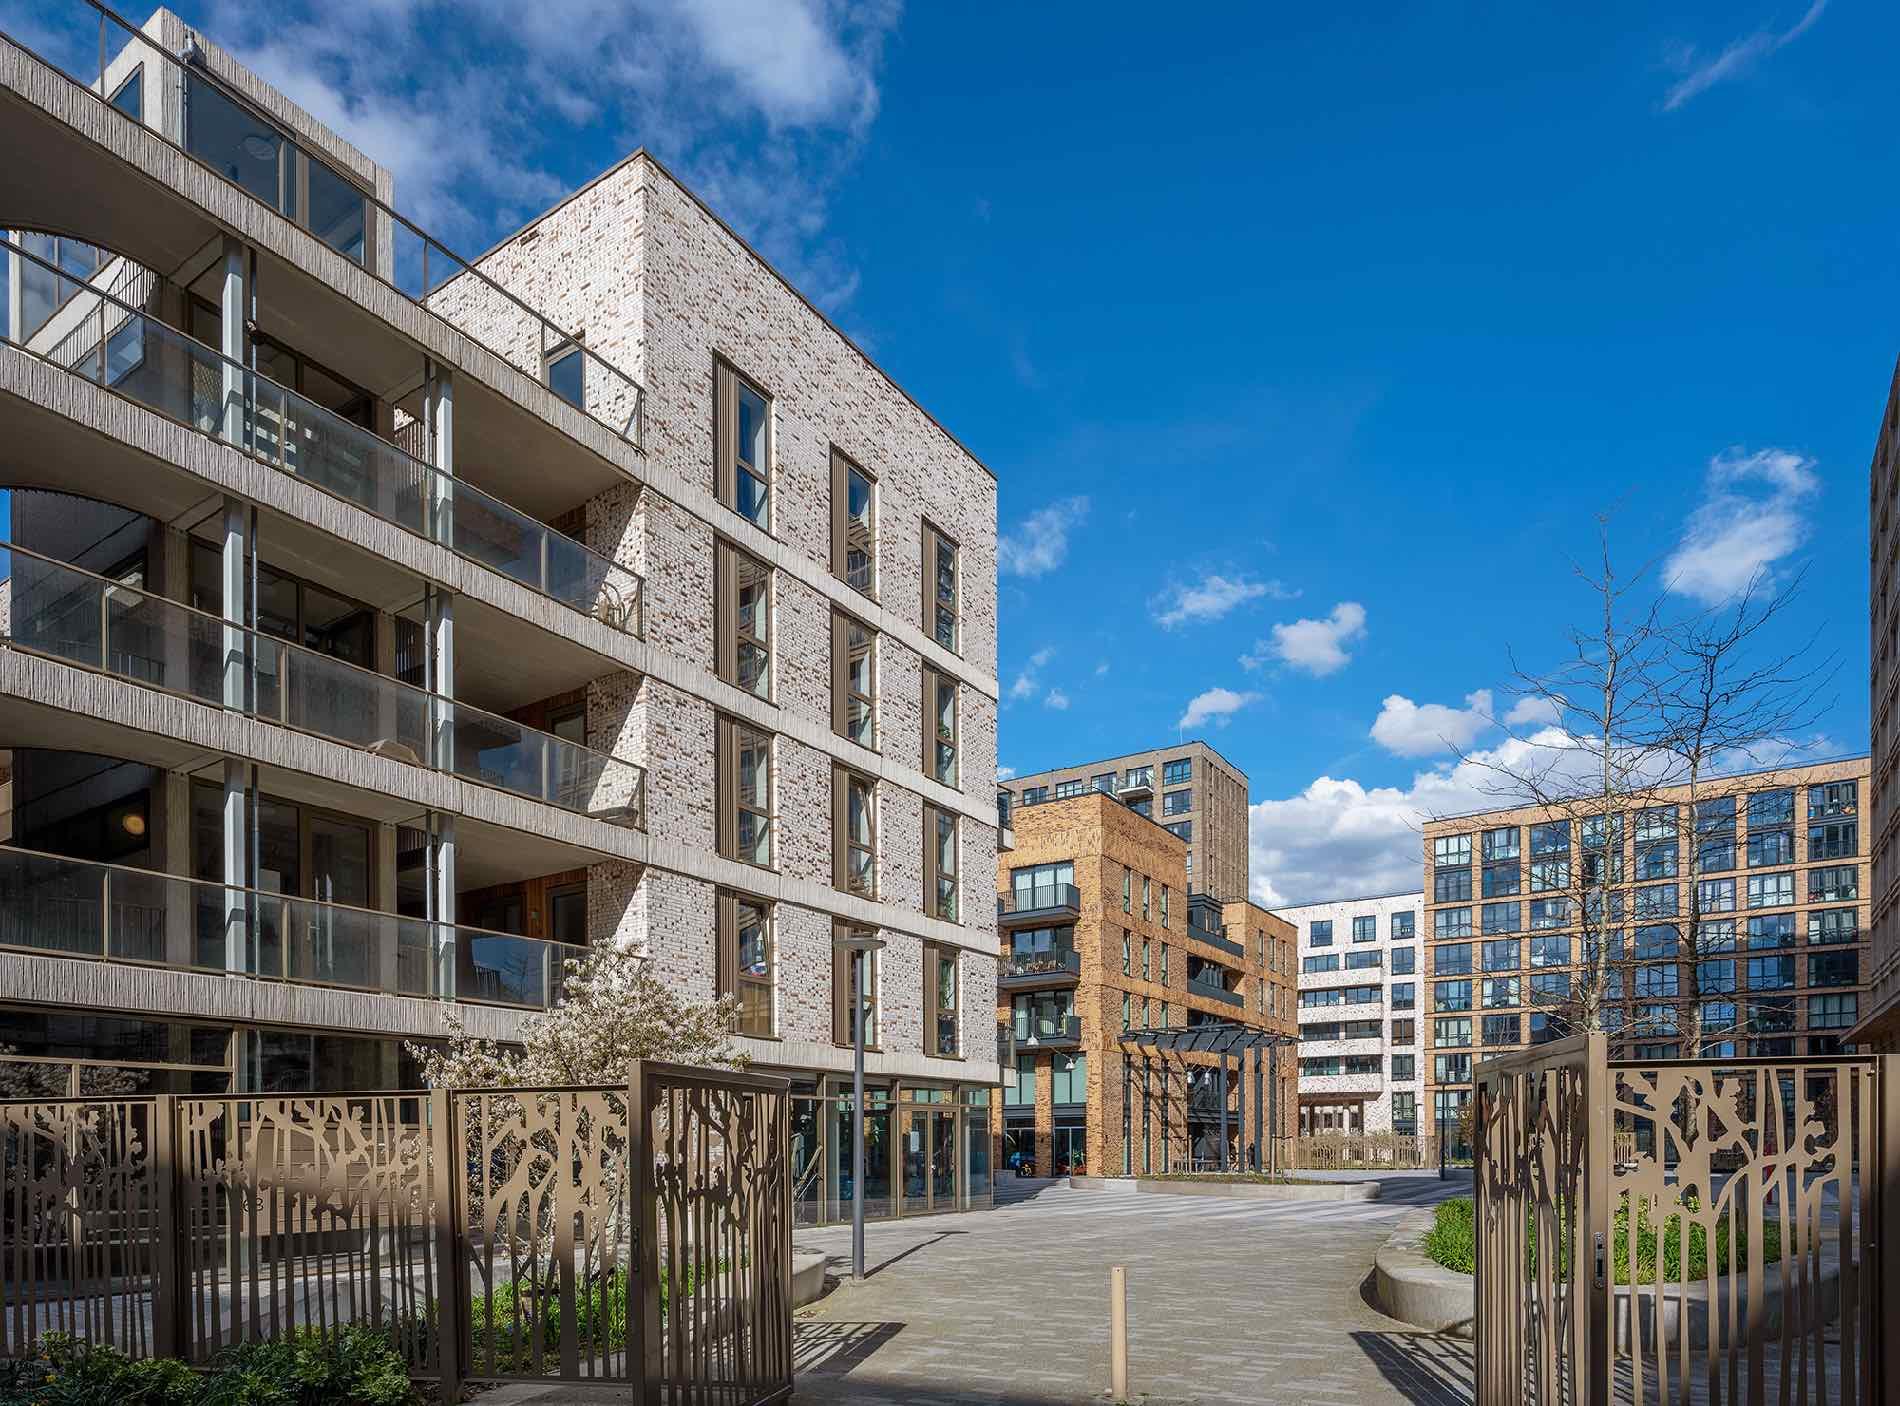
[1275, 892, 1425, 1139]
[1420, 758, 1873, 1133]
[1865, 357, 1900, 1053]
[0, 9, 1000, 1224]
[995, 793, 1295, 1176]
[999, 741, 1248, 902]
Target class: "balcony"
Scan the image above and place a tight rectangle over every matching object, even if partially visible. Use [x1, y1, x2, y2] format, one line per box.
[1013, 1015, 1083, 1049]
[1188, 918, 1247, 962]
[999, 947, 1082, 990]
[2, 235, 643, 635]
[1119, 773, 1154, 803]
[0, 845, 578, 1010]
[997, 883, 1081, 926]
[1187, 973, 1246, 1008]
[1, 542, 646, 825]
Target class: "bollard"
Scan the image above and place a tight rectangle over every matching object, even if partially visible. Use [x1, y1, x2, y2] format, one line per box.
[1109, 1264, 1128, 1399]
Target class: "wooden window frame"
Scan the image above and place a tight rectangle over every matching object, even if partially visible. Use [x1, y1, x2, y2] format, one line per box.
[923, 666, 958, 785]
[830, 610, 876, 748]
[924, 803, 959, 923]
[924, 944, 960, 1058]
[832, 765, 877, 899]
[713, 357, 771, 530]
[714, 537, 771, 700]
[922, 521, 959, 654]
[829, 447, 876, 596]
[716, 890, 775, 1038]
[831, 924, 880, 1049]
[716, 716, 774, 869]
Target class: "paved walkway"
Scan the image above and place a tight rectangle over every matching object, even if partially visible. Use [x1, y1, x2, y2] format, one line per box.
[476, 1172, 1477, 1405]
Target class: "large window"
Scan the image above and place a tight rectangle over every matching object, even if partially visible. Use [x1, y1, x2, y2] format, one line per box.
[1482, 939, 1519, 972]
[1345, 949, 1381, 970]
[1391, 982, 1416, 1010]
[830, 448, 875, 594]
[1529, 935, 1570, 967]
[1391, 946, 1417, 974]
[830, 927, 879, 1047]
[1051, 1052, 1087, 1103]
[1808, 908, 1858, 945]
[924, 667, 958, 786]
[1808, 950, 1858, 988]
[1391, 911, 1416, 939]
[1746, 955, 1795, 991]
[1809, 993, 1857, 1030]
[924, 524, 959, 653]
[925, 946, 959, 1056]
[1529, 898, 1569, 931]
[1433, 834, 1472, 870]
[1481, 902, 1521, 935]
[1808, 821, 1857, 860]
[715, 360, 771, 530]
[1434, 907, 1472, 939]
[1530, 972, 1571, 1004]
[1747, 828, 1795, 868]
[1435, 867, 1473, 903]
[833, 767, 876, 898]
[1392, 1091, 1418, 1135]
[925, 806, 959, 922]
[714, 539, 771, 699]
[1310, 920, 1334, 947]
[1434, 1018, 1472, 1049]
[1809, 781, 1857, 818]
[1162, 758, 1192, 785]
[1747, 913, 1795, 949]
[1433, 943, 1473, 975]
[1808, 865, 1858, 902]
[1529, 821, 1570, 857]
[1162, 788, 1192, 816]
[1434, 980, 1472, 1012]
[1745, 871, 1794, 909]
[831, 612, 875, 747]
[1482, 1014, 1520, 1046]
[716, 718, 773, 868]
[717, 893, 774, 1036]
[1481, 977, 1519, 1009]
[1696, 878, 1735, 914]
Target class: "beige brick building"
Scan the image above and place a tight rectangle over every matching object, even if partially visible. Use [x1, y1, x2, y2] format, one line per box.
[1865, 357, 1900, 1052]
[1000, 740, 1249, 903]
[995, 793, 1295, 1177]
[0, 10, 998, 1223]
[1421, 758, 1873, 1137]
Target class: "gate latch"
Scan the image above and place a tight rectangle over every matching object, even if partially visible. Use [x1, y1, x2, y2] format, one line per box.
[1593, 1231, 1606, 1289]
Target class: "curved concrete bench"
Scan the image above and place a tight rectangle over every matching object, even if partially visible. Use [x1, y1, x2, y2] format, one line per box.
[792, 1249, 830, 1308]
[1069, 1175, 1380, 1202]
[1372, 1209, 1475, 1339]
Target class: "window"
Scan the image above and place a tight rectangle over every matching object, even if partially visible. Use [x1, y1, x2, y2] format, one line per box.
[926, 946, 959, 1056]
[1809, 908, 1858, 945]
[1434, 1018, 1473, 1048]
[1123, 867, 1133, 913]
[1747, 828, 1795, 867]
[1808, 950, 1858, 988]
[549, 882, 587, 945]
[1122, 931, 1132, 975]
[1435, 867, 1473, 903]
[1391, 1019, 1417, 1044]
[1392, 1091, 1418, 1135]
[109, 68, 143, 120]
[1302, 953, 1340, 975]
[1391, 946, 1416, 974]
[1163, 820, 1192, 842]
[1310, 920, 1334, 946]
[1053, 779, 1085, 799]
[831, 926, 878, 1047]
[1346, 949, 1381, 970]
[1434, 907, 1472, 939]
[1702, 919, 1737, 952]
[716, 718, 772, 868]
[1142, 876, 1151, 920]
[1809, 993, 1857, 1030]
[716, 892, 774, 1037]
[714, 539, 771, 699]
[1633, 925, 1677, 960]
[1051, 1052, 1087, 1103]
[924, 524, 959, 652]
[1748, 787, 1795, 829]
[1022, 786, 1048, 805]
[715, 361, 771, 529]
[1163, 788, 1192, 816]
[1697, 960, 1736, 994]
[1529, 936, 1570, 967]
[1809, 781, 1857, 819]
[1696, 878, 1735, 914]
[1125, 765, 1154, 789]
[1391, 911, 1416, 939]
[1745, 872, 1794, 908]
[1529, 898, 1570, 931]
[1299, 984, 1382, 1008]
[1434, 980, 1473, 1012]
[1482, 858, 1521, 897]
[1160, 945, 1169, 983]
[1121, 993, 1132, 1031]
[924, 805, 958, 922]
[1433, 834, 1472, 870]
[1530, 821, 1570, 856]
[1162, 758, 1192, 785]
[833, 768, 876, 898]
[1482, 939, 1520, 972]
[1142, 938, 1152, 980]
[924, 667, 958, 785]
[1391, 982, 1416, 1010]
[830, 449, 875, 593]
[1635, 841, 1678, 880]
[1747, 913, 1795, 949]
[1808, 821, 1857, 860]
[1160, 886, 1170, 929]
[1634, 964, 1679, 999]
[1433, 943, 1473, 975]
[1481, 977, 1519, 1009]
[1633, 884, 1678, 918]
[1481, 902, 1521, 935]
[1530, 972, 1571, 1004]
[831, 612, 875, 747]
[1482, 1014, 1520, 1046]
[1528, 857, 1569, 892]
[1809, 865, 1858, 902]
[1007, 1053, 1036, 1106]
[1699, 836, 1737, 873]
[1746, 955, 1795, 991]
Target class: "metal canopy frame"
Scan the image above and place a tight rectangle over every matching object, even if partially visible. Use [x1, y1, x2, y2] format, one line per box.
[1116, 1023, 1299, 1177]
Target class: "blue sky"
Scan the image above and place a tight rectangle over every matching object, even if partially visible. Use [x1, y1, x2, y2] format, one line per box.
[8, 0, 1893, 905]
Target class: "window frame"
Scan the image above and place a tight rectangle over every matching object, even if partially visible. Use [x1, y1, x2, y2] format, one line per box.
[716, 891, 775, 1038]
[713, 537, 772, 700]
[923, 666, 959, 786]
[923, 521, 960, 654]
[714, 357, 772, 531]
[716, 716, 774, 869]
[832, 765, 877, 899]
[924, 944, 960, 1057]
[829, 446, 876, 596]
[830, 609, 876, 748]
[924, 803, 959, 923]
[830, 925, 879, 1048]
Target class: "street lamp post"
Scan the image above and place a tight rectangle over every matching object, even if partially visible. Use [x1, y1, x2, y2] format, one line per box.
[834, 929, 886, 1283]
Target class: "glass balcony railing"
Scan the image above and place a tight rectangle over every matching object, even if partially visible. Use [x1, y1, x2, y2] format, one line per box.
[0, 542, 646, 826]
[34, 1, 645, 445]
[998, 883, 1082, 917]
[0, 844, 579, 1008]
[1, 234, 643, 635]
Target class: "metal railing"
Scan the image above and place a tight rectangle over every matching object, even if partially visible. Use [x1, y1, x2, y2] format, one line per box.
[1001, 947, 1082, 981]
[1, 234, 644, 634]
[998, 882, 1082, 917]
[0, 541, 646, 824]
[25, 1, 646, 446]
[1186, 973, 1244, 1006]
[1188, 920, 1247, 961]
[0, 843, 578, 1007]
[1011, 1014, 1082, 1045]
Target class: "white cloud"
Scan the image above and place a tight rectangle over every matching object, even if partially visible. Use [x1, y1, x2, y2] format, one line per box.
[1662, 1, 1826, 111]
[1045, 689, 1071, 711]
[1008, 646, 1054, 704]
[1177, 687, 1261, 731]
[1153, 574, 1295, 629]
[1369, 690, 1496, 758]
[1244, 601, 1367, 676]
[1664, 447, 1820, 605]
[999, 496, 1089, 577]
[1505, 695, 1564, 728]
[1094, 661, 1110, 677]
[996, 765, 1016, 780]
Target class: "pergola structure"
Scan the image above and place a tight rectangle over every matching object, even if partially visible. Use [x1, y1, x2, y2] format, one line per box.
[1117, 1023, 1298, 1176]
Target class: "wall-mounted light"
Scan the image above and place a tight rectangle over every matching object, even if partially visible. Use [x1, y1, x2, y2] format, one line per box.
[120, 812, 146, 838]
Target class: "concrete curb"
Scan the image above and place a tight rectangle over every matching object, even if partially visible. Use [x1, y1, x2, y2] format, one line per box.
[1372, 1208, 1475, 1339]
[1069, 1174, 1381, 1202]
[792, 1249, 829, 1308]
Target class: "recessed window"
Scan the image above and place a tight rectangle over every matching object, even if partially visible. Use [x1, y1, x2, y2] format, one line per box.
[718, 892, 774, 1037]
[831, 927, 878, 1048]
[717, 717, 773, 868]
[925, 667, 958, 785]
[714, 539, 771, 700]
[831, 611, 876, 748]
[834, 767, 876, 899]
[925, 804, 958, 922]
[110, 69, 143, 121]
[1162, 788, 1192, 816]
[715, 360, 771, 530]
[1162, 758, 1192, 786]
[925, 524, 959, 652]
[926, 946, 960, 1057]
[830, 449, 876, 594]
[545, 342, 585, 410]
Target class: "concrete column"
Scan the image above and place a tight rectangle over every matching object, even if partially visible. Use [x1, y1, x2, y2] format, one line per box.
[219, 497, 247, 711]
[430, 812, 456, 998]
[218, 236, 247, 450]
[426, 360, 454, 545]
[428, 586, 455, 770]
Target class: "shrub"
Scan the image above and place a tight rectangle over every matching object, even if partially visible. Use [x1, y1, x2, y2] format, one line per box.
[1421, 1195, 1476, 1274]
[1419, 1195, 1785, 1285]
[0, 1326, 414, 1406]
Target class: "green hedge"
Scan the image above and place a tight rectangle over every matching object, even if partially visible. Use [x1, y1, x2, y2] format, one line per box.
[1419, 1195, 1783, 1285]
[0, 1327, 414, 1406]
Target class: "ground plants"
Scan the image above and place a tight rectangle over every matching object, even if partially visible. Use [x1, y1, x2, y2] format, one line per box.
[0, 1327, 415, 1406]
[1419, 1194, 1784, 1284]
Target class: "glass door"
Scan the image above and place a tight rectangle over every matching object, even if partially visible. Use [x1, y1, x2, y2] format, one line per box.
[902, 1107, 961, 1214]
[931, 1109, 958, 1207]
[305, 814, 372, 986]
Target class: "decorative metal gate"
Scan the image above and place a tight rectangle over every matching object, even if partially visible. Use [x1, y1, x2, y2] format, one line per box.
[1, 1063, 792, 1404]
[1475, 1038, 1898, 1405]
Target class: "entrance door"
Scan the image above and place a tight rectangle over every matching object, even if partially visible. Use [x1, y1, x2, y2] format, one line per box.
[902, 1109, 961, 1213]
